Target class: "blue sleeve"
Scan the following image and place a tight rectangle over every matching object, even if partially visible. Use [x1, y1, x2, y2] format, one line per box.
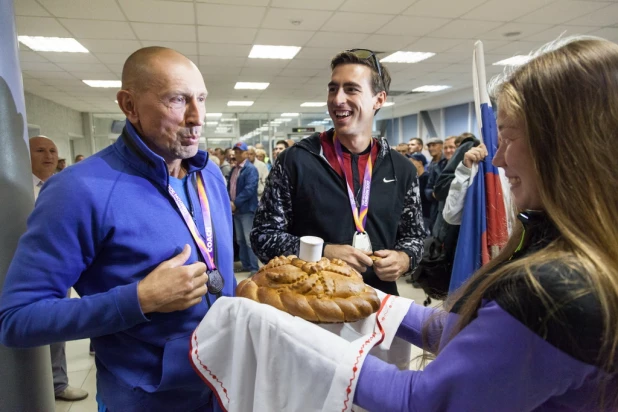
[354, 301, 601, 411]
[424, 166, 436, 201]
[395, 304, 443, 352]
[0, 173, 148, 348]
[233, 166, 258, 209]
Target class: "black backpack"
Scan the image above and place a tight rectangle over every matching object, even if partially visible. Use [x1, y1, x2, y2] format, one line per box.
[411, 236, 452, 303]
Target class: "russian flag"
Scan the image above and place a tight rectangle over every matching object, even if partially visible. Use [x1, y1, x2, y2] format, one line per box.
[448, 41, 509, 293]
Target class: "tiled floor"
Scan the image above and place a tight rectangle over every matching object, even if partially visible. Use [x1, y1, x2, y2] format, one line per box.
[56, 271, 440, 411]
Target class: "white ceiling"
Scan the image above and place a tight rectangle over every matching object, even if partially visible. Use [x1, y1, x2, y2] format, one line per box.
[15, 0, 618, 115]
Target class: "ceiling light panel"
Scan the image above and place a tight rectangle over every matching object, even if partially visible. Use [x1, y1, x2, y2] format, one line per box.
[18, 36, 89, 53]
[249, 45, 301, 59]
[300, 102, 326, 107]
[492, 55, 532, 66]
[83, 80, 121, 88]
[234, 82, 270, 90]
[412, 85, 451, 92]
[380, 51, 435, 63]
[227, 101, 254, 106]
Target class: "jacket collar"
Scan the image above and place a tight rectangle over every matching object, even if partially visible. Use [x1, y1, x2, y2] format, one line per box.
[114, 120, 208, 189]
[296, 128, 390, 159]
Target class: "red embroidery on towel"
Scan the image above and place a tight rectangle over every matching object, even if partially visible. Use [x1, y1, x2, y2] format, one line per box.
[341, 295, 392, 411]
[189, 331, 231, 408]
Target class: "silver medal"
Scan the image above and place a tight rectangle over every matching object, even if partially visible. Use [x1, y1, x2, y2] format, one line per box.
[352, 231, 372, 253]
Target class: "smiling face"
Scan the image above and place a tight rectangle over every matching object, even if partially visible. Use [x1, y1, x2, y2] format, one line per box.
[443, 137, 456, 160]
[119, 50, 207, 165]
[427, 142, 443, 159]
[493, 106, 542, 211]
[29, 136, 58, 180]
[328, 64, 385, 139]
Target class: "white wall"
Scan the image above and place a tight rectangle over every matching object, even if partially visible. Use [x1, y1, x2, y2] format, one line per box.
[24, 92, 85, 163]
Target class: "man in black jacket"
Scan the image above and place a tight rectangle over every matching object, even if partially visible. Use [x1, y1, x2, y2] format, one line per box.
[250, 49, 424, 295]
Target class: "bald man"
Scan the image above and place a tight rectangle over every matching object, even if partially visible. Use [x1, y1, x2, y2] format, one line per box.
[0, 47, 236, 411]
[29, 136, 89, 401]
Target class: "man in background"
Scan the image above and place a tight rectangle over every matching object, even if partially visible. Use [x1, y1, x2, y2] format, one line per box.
[273, 140, 288, 161]
[55, 158, 66, 173]
[229, 142, 259, 275]
[74, 154, 84, 163]
[29, 136, 89, 402]
[247, 146, 269, 201]
[214, 147, 231, 181]
[407, 137, 423, 157]
[395, 143, 409, 156]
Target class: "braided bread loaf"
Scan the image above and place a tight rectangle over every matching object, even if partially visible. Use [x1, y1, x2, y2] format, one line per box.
[236, 255, 380, 323]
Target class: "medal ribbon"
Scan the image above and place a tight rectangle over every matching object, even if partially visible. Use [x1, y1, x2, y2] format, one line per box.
[333, 133, 373, 233]
[167, 172, 217, 271]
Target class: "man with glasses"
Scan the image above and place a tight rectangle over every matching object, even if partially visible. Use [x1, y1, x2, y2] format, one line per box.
[251, 49, 424, 295]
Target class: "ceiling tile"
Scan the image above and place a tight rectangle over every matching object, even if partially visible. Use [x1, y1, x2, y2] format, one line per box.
[565, 3, 618, 25]
[15, 0, 51, 17]
[199, 56, 246, 67]
[38, 52, 102, 63]
[71, 72, 118, 80]
[323, 12, 394, 33]
[522, 25, 598, 42]
[199, 43, 252, 57]
[361, 34, 418, 51]
[132, 23, 196, 42]
[119, 0, 194, 24]
[460, 0, 555, 22]
[429, 19, 504, 39]
[254, 29, 315, 47]
[377, 16, 450, 36]
[196, 4, 266, 28]
[403, 0, 487, 18]
[23, 70, 77, 80]
[140, 41, 198, 55]
[260, 8, 334, 31]
[421, 51, 469, 64]
[59, 19, 136, 40]
[243, 59, 291, 69]
[278, 68, 321, 77]
[55, 62, 115, 72]
[38, 0, 125, 20]
[449, 39, 510, 53]
[197, 0, 269, 5]
[19, 51, 50, 63]
[479, 22, 553, 40]
[405, 37, 464, 52]
[19, 61, 63, 71]
[79, 39, 142, 54]
[587, 27, 618, 42]
[94, 53, 131, 64]
[286, 59, 330, 70]
[294, 47, 345, 60]
[16, 16, 72, 37]
[305, 32, 370, 49]
[491, 40, 545, 55]
[197, 26, 257, 44]
[240, 67, 285, 77]
[270, 0, 345, 10]
[517, 1, 610, 24]
[340, 0, 414, 14]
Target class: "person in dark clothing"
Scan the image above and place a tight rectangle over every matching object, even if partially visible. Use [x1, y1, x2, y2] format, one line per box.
[250, 49, 424, 295]
[410, 153, 430, 235]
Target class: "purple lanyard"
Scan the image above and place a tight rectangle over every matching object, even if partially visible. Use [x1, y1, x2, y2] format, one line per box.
[333, 133, 374, 233]
[167, 172, 217, 271]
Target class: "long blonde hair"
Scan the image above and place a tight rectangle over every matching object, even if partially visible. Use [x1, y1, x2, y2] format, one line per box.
[437, 37, 618, 397]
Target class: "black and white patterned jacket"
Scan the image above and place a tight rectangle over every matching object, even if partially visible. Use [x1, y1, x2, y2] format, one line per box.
[250, 130, 425, 295]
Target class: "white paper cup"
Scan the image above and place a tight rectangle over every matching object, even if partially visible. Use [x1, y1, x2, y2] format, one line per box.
[298, 236, 323, 262]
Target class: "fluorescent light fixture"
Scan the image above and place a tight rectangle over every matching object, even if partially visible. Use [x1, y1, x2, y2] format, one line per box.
[281, 113, 299, 117]
[220, 118, 238, 122]
[260, 126, 269, 131]
[493, 55, 532, 66]
[227, 101, 254, 106]
[412, 85, 451, 93]
[323, 117, 332, 121]
[114, 100, 118, 103]
[234, 82, 270, 90]
[300, 102, 326, 107]
[206, 121, 219, 126]
[249, 45, 301, 60]
[83, 80, 121, 88]
[206, 113, 222, 117]
[382, 102, 395, 107]
[18, 36, 89, 53]
[380, 51, 435, 63]
[275, 118, 293, 122]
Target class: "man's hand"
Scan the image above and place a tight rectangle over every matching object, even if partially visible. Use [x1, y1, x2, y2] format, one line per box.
[137, 245, 208, 314]
[463, 143, 488, 168]
[323, 244, 373, 274]
[230, 201, 236, 213]
[372, 250, 410, 282]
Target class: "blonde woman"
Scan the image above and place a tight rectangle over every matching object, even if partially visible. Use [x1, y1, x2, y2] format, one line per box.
[351, 37, 618, 410]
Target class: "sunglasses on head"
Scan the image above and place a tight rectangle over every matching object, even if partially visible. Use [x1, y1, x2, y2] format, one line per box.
[346, 48, 385, 91]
